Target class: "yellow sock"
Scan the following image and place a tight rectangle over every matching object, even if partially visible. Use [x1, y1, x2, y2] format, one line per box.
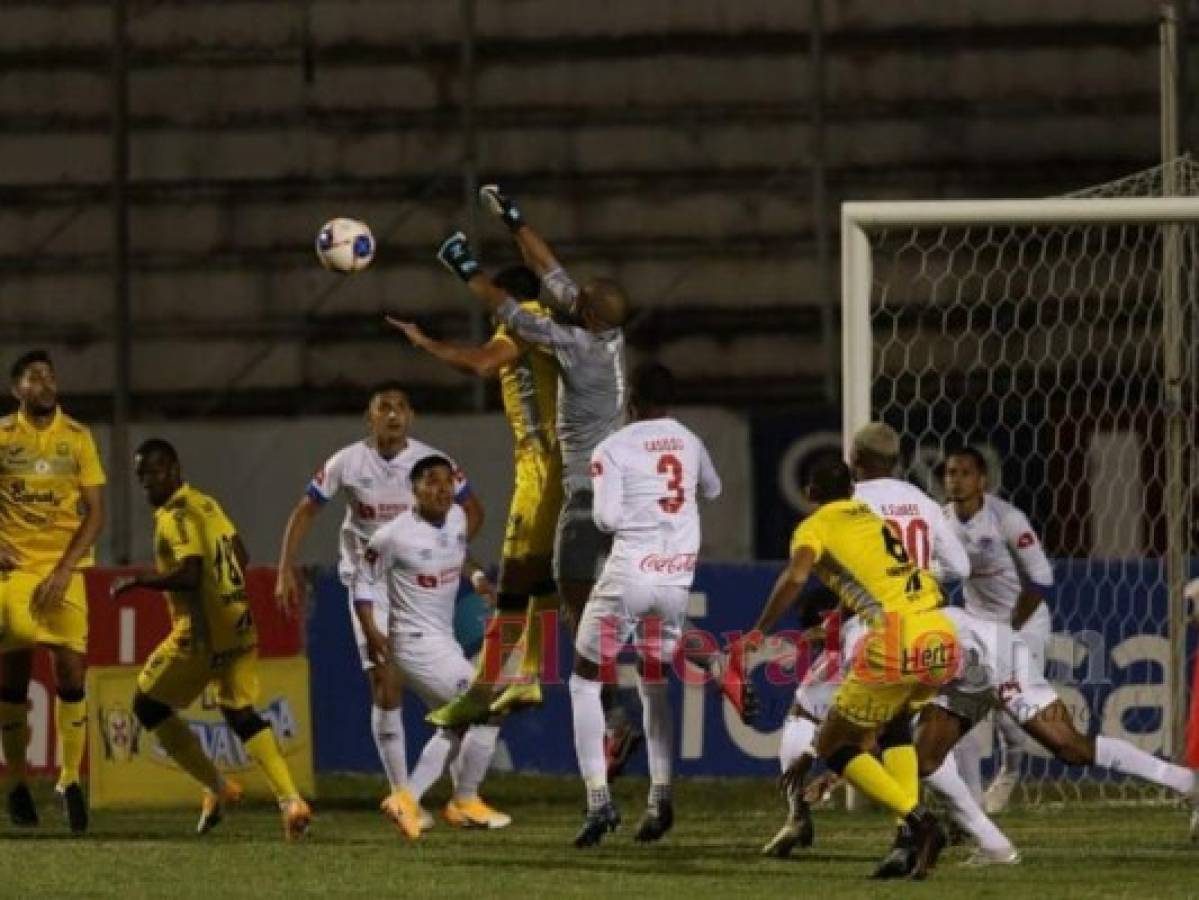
[882, 745, 920, 815]
[155, 715, 222, 792]
[55, 697, 87, 789]
[843, 752, 918, 819]
[518, 593, 558, 679]
[244, 728, 299, 802]
[0, 700, 29, 788]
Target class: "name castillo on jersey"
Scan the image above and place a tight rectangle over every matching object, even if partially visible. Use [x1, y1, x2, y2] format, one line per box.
[305, 438, 470, 582]
[354, 505, 470, 637]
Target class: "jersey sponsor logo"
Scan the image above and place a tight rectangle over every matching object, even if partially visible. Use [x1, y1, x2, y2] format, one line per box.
[55, 442, 69, 457]
[354, 501, 408, 521]
[638, 553, 697, 575]
[416, 568, 461, 589]
[1016, 531, 1037, 549]
[590, 460, 603, 477]
[5, 478, 56, 505]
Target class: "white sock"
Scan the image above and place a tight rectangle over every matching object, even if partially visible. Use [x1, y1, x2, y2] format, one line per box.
[995, 714, 1028, 779]
[1094, 735, 1196, 795]
[953, 728, 985, 804]
[371, 705, 407, 791]
[779, 715, 816, 774]
[453, 725, 499, 800]
[570, 674, 609, 810]
[407, 728, 462, 803]
[926, 755, 1013, 853]
[637, 677, 673, 788]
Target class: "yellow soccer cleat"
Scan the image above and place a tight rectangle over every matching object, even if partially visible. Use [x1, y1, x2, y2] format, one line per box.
[489, 681, 543, 717]
[197, 779, 244, 835]
[380, 788, 423, 840]
[443, 796, 512, 830]
[281, 796, 312, 843]
[426, 692, 493, 729]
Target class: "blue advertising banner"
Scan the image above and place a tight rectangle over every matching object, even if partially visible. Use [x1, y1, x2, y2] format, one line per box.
[307, 561, 1197, 778]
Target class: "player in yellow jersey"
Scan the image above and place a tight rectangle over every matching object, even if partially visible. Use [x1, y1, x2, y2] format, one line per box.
[0, 350, 105, 833]
[386, 265, 564, 722]
[741, 459, 959, 880]
[110, 439, 312, 841]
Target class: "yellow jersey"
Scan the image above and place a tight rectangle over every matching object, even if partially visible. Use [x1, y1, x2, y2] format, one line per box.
[790, 499, 944, 626]
[152, 484, 256, 655]
[492, 302, 559, 453]
[0, 408, 106, 575]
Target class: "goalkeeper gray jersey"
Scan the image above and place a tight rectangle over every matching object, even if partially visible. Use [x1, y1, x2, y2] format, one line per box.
[496, 267, 626, 488]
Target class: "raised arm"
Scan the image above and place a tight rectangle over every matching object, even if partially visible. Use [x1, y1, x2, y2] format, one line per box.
[385, 319, 519, 379]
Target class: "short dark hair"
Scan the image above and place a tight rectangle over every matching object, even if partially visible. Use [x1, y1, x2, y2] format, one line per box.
[409, 454, 453, 485]
[807, 459, 853, 504]
[944, 446, 988, 474]
[632, 362, 676, 409]
[369, 381, 409, 403]
[10, 349, 52, 383]
[493, 265, 540, 302]
[135, 437, 179, 465]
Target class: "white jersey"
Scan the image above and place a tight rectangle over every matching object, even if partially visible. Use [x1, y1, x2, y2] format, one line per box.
[353, 504, 469, 637]
[589, 417, 722, 591]
[306, 437, 470, 584]
[942, 493, 1053, 622]
[853, 477, 970, 581]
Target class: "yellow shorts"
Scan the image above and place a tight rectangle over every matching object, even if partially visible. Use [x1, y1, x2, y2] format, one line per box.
[137, 639, 260, 710]
[502, 446, 563, 562]
[0, 569, 88, 655]
[832, 608, 959, 728]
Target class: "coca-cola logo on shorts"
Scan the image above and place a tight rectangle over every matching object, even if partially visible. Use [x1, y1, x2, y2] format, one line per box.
[638, 553, 697, 575]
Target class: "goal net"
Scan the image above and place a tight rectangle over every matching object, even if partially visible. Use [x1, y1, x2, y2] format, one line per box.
[842, 175, 1198, 803]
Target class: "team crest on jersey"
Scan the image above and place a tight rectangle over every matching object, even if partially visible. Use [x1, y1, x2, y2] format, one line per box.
[1016, 531, 1037, 549]
[977, 537, 993, 550]
[33, 459, 50, 475]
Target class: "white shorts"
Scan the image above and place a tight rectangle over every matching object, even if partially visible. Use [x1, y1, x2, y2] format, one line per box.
[792, 615, 867, 721]
[391, 630, 475, 709]
[575, 582, 689, 666]
[1015, 602, 1051, 674]
[348, 595, 390, 672]
[934, 606, 1058, 726]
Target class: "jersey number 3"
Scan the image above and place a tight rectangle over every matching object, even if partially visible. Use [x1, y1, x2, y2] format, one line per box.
[657, 454, 684, 514]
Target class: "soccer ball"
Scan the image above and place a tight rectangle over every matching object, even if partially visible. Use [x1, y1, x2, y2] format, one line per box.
[315, 218, 375, 273]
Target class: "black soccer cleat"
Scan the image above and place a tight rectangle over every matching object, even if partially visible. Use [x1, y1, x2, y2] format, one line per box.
[59, 782, 88, 835]
[634, 799, 674, 843]
[7, 783, 38, 827]
[872, 824, 915, 879]
[574, 802, 621, 848]
[907, 808, 948, 880]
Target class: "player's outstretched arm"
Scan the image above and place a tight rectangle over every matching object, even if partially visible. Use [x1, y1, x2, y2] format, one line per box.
[275, 495, 321, 614]
[478, 184, 561, 276]
[751, 547, 817, 637]
[437, 232, 509, 312]
[385, 318, 518, 379]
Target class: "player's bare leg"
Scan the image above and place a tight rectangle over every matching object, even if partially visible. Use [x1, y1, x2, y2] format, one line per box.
[762, 703, 818, 857]
[1020, 699, 1199, 833]
[816, 709, 946, 880]
[570, 654, 621, 847]
[0, 649, 36, 827]
[48, 644, 88, 834]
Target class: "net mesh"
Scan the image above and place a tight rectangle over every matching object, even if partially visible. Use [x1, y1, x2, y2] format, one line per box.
[863, 162, 1197, 803]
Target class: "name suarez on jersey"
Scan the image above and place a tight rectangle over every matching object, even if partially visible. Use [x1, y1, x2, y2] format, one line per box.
[879, 503, 920, 517]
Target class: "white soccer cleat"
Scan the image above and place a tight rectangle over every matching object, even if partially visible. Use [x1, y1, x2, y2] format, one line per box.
[983, 771, 1018, 815]
[961, 845, 1022, 867]
[419, 805, 435, 832]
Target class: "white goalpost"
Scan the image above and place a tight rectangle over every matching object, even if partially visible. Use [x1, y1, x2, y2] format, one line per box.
[841, 196, 1198, 802]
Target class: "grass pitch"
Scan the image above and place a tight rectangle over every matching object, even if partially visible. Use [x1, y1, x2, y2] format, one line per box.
[3, 775, 1196, 898]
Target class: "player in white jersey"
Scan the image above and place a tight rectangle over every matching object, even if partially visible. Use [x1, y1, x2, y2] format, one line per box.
[274, 383, 484, 805]
[355, 455, 510, 838]
[911, 448, 1199, 851]
[941, 447, 1054, 813]
[570, 364, 721, 848]
[764, 424, 1016, 873]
